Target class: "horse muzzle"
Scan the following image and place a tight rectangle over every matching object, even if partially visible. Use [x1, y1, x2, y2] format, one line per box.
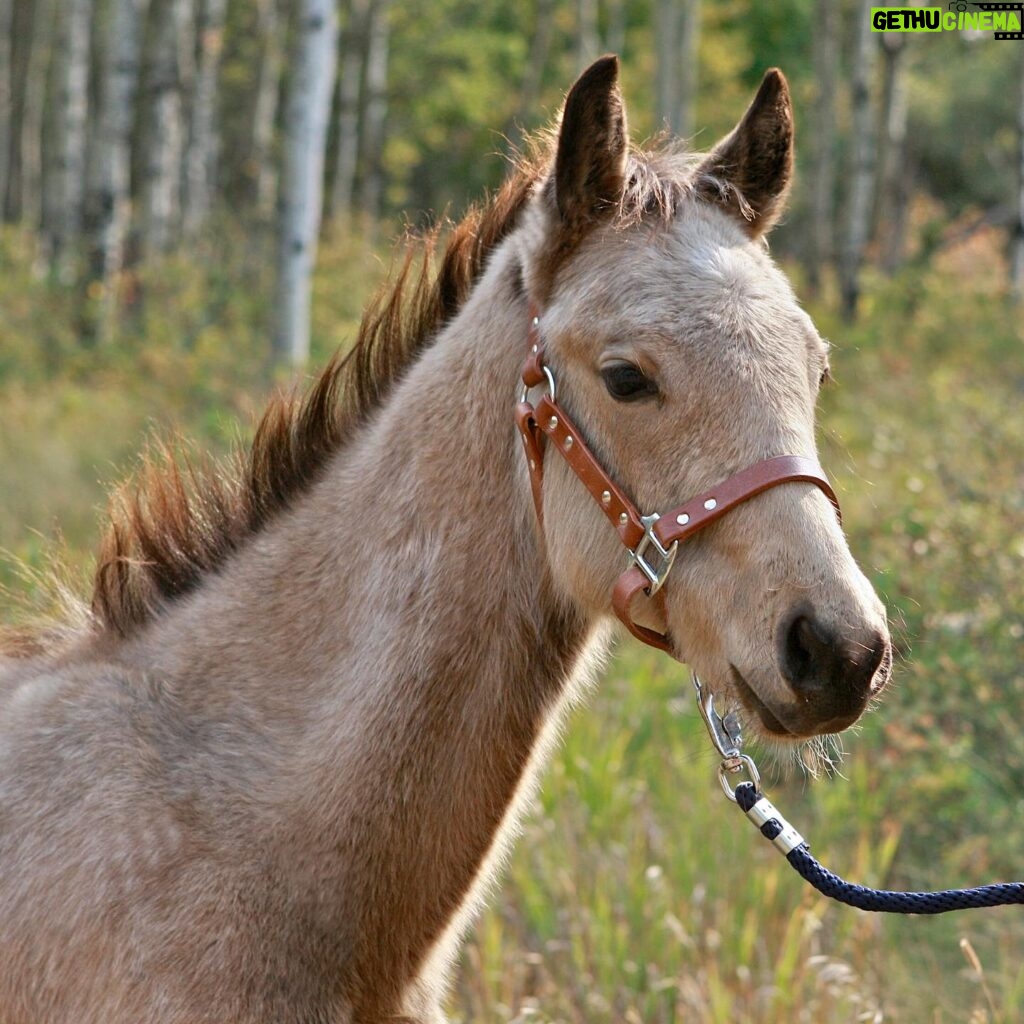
[731, 612, 892, 738]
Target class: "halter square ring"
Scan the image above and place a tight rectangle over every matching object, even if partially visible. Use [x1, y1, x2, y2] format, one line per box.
[628, 512, 678, 595]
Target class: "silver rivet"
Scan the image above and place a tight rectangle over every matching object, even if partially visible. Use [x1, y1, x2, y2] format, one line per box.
[676, 512, 690, 526]
[564, 436, 573, 449]
[532, 316, 540, 327]
[704, 498, 718, 511]
[618, 512, 629, 526]
[601, 490, 611, 506]
[529, 459, 536, 470]
[548, 416, 558, 430]
[531, 344, 538, 354]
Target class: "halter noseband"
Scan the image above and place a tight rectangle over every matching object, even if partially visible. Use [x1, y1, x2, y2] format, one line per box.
[515, 305, 842, 654]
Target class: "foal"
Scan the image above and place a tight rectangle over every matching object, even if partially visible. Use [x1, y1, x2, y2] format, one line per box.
[0, 58, 890, 1023]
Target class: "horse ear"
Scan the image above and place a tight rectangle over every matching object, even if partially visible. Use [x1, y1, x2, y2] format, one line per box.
[552, 55, 628, 229]
[695, 68, 794, 237]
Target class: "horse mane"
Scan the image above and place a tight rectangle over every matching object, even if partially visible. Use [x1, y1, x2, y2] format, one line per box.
[83, 160, 542, 641]
[2, 137, 731, 654]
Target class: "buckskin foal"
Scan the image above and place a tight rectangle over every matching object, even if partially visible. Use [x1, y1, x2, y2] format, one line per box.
[0, 58, 891, 1023]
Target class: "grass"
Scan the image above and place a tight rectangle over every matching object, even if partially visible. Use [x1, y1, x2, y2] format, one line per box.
[1, 223, 1022, 1021]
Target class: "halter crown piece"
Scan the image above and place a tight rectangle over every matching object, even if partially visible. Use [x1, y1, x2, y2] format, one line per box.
[515, 303, 841, 654]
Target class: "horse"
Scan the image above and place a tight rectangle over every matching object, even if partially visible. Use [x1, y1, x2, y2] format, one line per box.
[0, 56, 891, 1024]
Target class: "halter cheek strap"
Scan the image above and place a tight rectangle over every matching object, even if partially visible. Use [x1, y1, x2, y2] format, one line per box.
[516, 304, 841, 654]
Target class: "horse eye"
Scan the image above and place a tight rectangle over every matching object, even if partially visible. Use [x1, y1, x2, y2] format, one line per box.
[601, 362, 659, 402]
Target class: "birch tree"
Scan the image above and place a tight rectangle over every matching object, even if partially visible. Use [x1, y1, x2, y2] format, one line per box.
[677, 0, 700, 140]
[44, 0, 94, 279]
[654, 0, 679, 130]
[140, 0, 191, 253]
[606, 0, 626, 58]
[874, 33, 909, 273]
[1011, 43, 1024, 303]
[0, 0, 14, 215]
[182, 0, 228, 237]
[1, 0, 37, 222]
[577, 0, 600, 69]
[251, 0, 284, 216]
[328, 0, 369, 223]
[357, 0, 388, 224]
[806, 0, 838, 295]
[654, 0, 701, 138]
[82, 0, 147, 335]
[272, 0, 338, 365]
[839, 0, 878, 322]
[12, 0, 55, 226]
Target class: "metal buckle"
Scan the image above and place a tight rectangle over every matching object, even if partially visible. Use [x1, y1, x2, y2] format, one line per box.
[628, 513, 679, 595]
[519, 365, 557, 405]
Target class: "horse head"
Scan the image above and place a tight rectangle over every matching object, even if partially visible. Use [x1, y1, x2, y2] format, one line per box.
[515, 57, 891, 740]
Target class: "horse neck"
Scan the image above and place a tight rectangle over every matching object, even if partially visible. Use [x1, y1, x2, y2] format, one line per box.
[321, 249, 597, 715]
[131, 241, 602, 881]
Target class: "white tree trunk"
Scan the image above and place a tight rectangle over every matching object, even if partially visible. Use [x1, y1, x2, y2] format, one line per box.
[874, 33, 909, 273]
[806, 0, 838, 295]
[0, 0, 14, 215]
[251, 0, 283, 216]
[654, 0, 678, 131]
[357, 0, 388, 223]
[677, 0, 701, 141]
[576, 0, 599, 69]
[654, 0, 700, 137]
[82, 0, 147, 335]
[839, 0, 878, 322]
[605, 0, 626, 58]
[182, 0, 227, 237]
[18, 0, 56, 228]
[141, 0, 190, 253]
[272, 0, 338, 365]
[328, 0, 369, 223]
[1011, 43, 1024, 303]
[47, 0, 93, 279]
[2, 0, 32, 222]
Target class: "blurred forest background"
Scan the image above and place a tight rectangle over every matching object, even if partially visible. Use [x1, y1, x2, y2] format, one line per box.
[1, 0, 1024, 1020]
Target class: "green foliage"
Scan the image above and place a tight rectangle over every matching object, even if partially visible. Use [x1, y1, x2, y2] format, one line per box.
[907, 35, 1023, 213]
[0, 219, 376, 595]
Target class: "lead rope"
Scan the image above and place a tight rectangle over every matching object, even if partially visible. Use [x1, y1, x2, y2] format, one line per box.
[695, 676, 1024, 914]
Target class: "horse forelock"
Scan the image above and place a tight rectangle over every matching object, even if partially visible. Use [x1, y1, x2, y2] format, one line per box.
[531, 143, 750, 303]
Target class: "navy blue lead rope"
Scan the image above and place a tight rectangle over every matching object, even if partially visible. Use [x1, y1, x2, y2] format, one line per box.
[733, 781, 1024, 914]
[693, 674, 1024, 915]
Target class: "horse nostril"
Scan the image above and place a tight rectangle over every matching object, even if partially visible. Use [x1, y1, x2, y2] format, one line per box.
[779, 609, 889, 715]
[781, 614, 831, 691]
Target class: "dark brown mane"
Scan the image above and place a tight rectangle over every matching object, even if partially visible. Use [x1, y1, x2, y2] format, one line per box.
[6, 138, 729, 654]
[87, 161, 542, 640]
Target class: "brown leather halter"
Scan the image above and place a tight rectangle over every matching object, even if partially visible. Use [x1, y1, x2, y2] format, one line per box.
[515, 305, 842, 654]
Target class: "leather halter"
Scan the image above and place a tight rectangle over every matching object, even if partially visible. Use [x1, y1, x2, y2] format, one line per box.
[515, 305, 842, 654]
